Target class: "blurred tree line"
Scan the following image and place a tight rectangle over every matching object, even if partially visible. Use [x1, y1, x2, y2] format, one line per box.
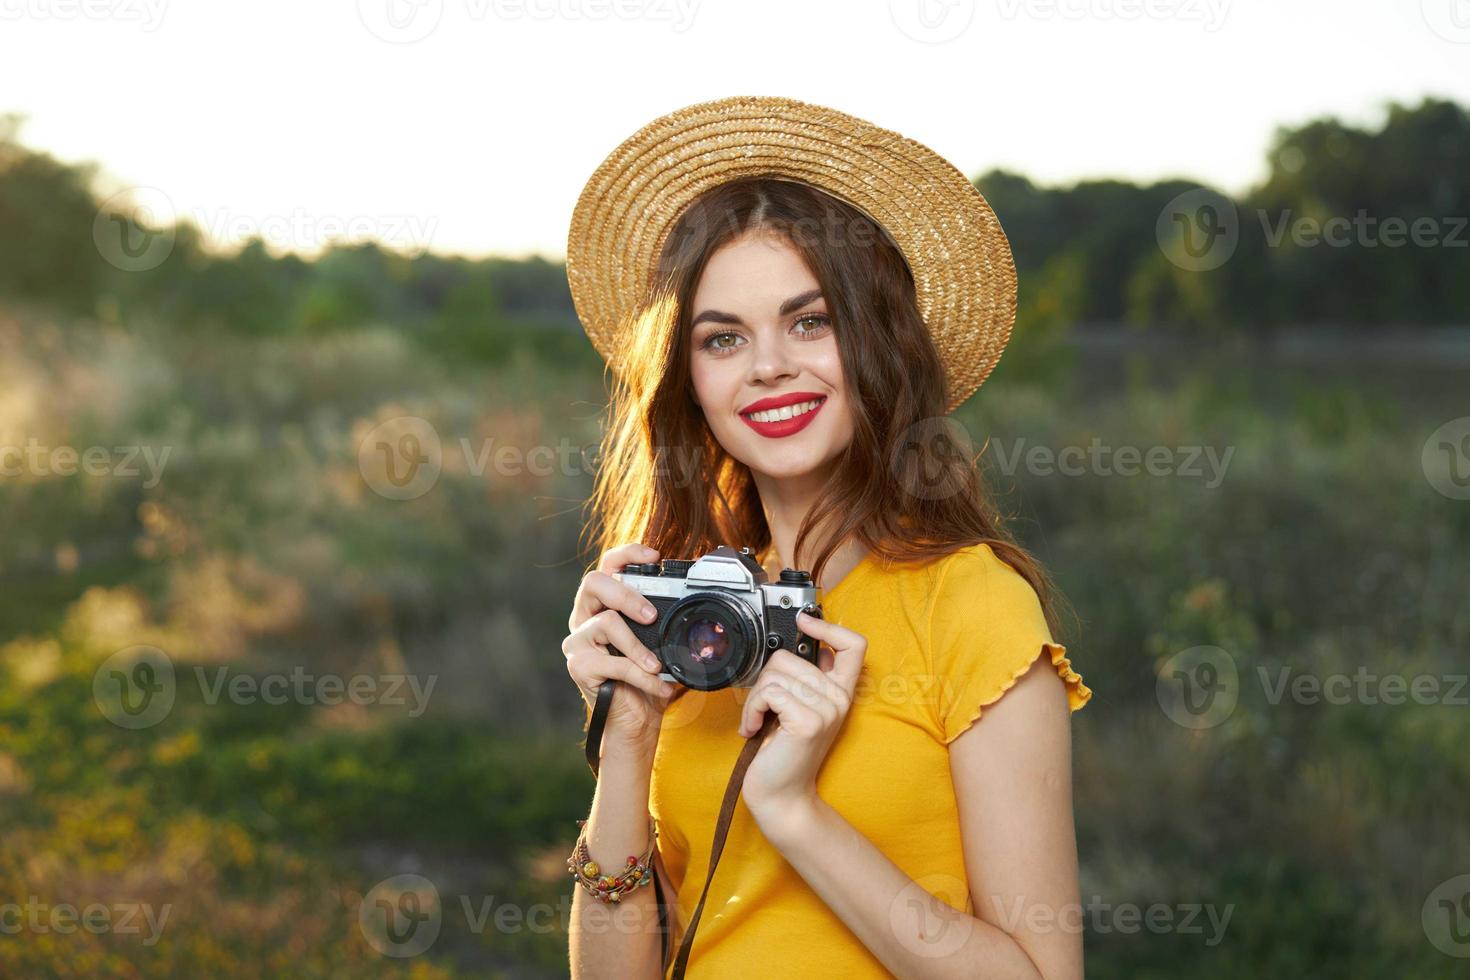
[980, 96, 1470, 334]
[1, 97, 1466, 349]
[0, 110, 594, 370]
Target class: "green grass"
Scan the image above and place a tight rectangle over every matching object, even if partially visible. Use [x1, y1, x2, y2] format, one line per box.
[1, 305, 1467, 977]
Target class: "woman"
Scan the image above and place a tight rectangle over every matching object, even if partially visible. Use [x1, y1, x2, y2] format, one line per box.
[560, 96, 1092, 979]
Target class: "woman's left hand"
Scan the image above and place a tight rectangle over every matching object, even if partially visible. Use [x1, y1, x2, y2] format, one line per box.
[739, 610, 867, 826]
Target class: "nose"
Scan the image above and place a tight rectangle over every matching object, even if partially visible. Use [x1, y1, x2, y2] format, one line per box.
[746, 329, 798, 388]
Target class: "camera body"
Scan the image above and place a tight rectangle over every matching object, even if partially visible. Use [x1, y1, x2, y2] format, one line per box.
[614, 545, 823, 691]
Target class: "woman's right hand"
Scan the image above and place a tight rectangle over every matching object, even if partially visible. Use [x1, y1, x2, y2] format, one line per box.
[564, 543, 683, 753]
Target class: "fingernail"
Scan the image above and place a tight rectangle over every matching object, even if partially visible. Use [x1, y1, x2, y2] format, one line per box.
[642, 603, 657, 620]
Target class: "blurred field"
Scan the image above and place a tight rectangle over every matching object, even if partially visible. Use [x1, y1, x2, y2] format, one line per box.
[2, 296, 1467, 977]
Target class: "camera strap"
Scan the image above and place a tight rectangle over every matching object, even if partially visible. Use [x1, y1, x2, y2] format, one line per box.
[584, 678, 775, 980]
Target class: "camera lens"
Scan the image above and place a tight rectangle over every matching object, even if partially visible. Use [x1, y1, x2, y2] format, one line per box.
[687, 620, 730, 664]
[659, 592, 759, 691]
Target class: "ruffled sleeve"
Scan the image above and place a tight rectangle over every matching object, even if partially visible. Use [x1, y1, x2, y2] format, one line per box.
[926, 544, 1091, 744]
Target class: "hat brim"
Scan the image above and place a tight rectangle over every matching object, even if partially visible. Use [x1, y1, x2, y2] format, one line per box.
[566, 95, 1017, 415]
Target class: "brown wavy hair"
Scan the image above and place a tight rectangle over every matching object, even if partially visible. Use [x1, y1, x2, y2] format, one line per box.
[580, 177, 1069, 640]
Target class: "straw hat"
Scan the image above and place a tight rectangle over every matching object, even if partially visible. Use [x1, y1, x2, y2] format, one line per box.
[565, 95, 1018, 415]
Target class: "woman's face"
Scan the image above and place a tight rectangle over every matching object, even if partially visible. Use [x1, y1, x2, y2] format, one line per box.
[688, 229, 853, 483]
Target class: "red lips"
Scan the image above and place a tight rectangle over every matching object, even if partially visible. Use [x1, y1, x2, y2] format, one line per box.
[737, 390, 827, 415]
[738, 391, 828, 439]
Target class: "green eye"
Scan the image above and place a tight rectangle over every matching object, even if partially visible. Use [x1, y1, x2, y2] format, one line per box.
[702, 332, 742, 354]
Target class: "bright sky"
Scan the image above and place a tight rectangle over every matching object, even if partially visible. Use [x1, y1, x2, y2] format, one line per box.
[2, 0, 1467, 260]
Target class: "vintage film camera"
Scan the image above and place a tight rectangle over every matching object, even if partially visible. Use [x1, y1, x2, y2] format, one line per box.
[614, 545, 824, 691]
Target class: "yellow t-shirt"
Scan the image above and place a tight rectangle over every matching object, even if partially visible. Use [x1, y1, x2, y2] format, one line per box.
[648, 541, 1091, 978]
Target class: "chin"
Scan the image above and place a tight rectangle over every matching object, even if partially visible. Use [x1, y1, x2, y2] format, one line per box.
[734, 440, 843, 482]
[750, 459, 826, 481]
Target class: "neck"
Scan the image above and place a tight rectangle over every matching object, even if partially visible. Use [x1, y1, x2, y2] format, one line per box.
[750, 464, 865, 591]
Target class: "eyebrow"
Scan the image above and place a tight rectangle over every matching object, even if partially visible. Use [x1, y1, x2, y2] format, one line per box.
[690, 288, 825, 329]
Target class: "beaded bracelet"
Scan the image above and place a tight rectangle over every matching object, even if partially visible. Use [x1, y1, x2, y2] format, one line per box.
[567, 815, 658, 903]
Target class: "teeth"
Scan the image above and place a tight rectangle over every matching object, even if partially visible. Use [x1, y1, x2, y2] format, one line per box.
[745, 398, 824, 424]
